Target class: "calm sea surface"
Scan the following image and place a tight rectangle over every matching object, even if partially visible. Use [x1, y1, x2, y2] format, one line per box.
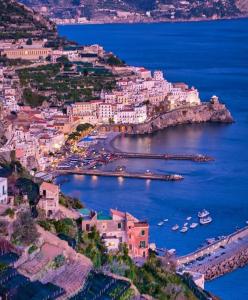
[58, 20, 248, 299]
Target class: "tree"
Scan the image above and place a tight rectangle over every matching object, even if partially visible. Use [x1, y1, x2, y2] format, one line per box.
[26, 38, 32, 45]
[15, 177, 40, 205]
[76, 123, 93, 132]
[12, 210, 40, 246]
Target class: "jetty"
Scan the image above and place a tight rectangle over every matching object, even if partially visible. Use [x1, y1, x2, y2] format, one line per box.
[56, 169, 184, 181]
[177, 226, 248, 280]
[114, 152, 213, 162]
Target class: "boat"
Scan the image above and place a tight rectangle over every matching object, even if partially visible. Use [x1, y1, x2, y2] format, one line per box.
[206, 238, 216, 244]
[200, 216, 212, 225]
[198, 209, 210, 218]
[163, 219, 169, 222]
[186, 216, 192, 221]
[190, 223, 198, 229]
[172, 224, 179, 231]
[183, 222, 188, 227]
[180, 226, 188, 233]
[157, 222, 164, 226]
[246, 220, 248, 225]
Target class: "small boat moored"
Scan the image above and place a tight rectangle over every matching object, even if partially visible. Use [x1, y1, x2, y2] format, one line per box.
[198, 209, 210, 218]
[190, 223, 198, 229]
[180, 226, 188, 233]
[157, 221, 164, 226]
[186, 216, 192, 221]
[200, 216, 212, 225]
[172, 224, 179, 231]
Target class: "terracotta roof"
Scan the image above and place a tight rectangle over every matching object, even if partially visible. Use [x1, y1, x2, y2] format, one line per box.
[110, 209, 125, 218]
[40, 182, 59, 194]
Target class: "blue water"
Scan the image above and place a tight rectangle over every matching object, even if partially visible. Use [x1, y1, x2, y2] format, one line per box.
[58, 19, 248, 299]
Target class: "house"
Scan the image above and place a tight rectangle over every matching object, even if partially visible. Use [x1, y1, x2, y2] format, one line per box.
[81, 209, 149, 259]
[38, 182, 59, 218]
[0, 177, 8, 204]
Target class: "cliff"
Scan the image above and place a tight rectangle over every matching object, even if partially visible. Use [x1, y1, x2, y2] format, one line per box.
[128, 101, 233, 135]
[0, 0, 57, 40]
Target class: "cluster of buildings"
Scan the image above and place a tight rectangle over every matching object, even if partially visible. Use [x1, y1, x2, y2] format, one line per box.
[67, 69, 201, 125]
[0, 37, 202, 172]
[0, 38, 104, 63]
[0, 175, 149, 259]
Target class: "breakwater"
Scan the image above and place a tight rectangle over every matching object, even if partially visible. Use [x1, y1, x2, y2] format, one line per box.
[115, 152, 213, 162]
[177, 226, 248, 280]
[56, 169, 183, 181]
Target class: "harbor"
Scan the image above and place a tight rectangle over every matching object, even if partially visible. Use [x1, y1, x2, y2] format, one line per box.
[177, 226, 248, 281]
[56, 169, 184, 181]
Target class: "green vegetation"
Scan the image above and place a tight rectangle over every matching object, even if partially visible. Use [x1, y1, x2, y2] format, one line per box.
[52, 254, 66, 268]
[28, 244, 38, 254]
[12, 210, 40, 246]
[17, 62, 116, 107]
[105, 54, 125, 66]
[15, 177, 40, 205]
[0, 0, 57, 40]
[23, 88, 47, 107]
[78, 226, 108, 268]
[4, 208, 15, 218]
[59, 193, 84, 210]
[39, 218, 77, 239]
[0, 262, 8, 272]
[76, 123, 93, 132]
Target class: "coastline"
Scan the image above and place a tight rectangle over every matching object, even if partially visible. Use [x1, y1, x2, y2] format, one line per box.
[56, 15, 248, 26]
[98, 102, 233, 136]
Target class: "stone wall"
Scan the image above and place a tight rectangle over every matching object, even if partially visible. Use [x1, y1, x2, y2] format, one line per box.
[194, 247, 248, 281]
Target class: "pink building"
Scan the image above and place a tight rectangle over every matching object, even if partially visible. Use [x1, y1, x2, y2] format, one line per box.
[38, 182, 59, 218]
[81, 209, 149, 259]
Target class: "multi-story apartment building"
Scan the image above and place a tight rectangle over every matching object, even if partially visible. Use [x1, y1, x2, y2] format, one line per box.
[81, 209, 149, 259]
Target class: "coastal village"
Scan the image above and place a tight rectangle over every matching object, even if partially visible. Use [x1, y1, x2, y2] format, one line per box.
[0, 0, 244, 300]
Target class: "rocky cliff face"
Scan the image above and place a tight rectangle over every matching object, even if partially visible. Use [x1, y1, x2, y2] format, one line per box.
[129, 102, 233, 135]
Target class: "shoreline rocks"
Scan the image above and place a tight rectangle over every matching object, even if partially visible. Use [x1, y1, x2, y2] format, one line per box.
[127, 102, 233, 135]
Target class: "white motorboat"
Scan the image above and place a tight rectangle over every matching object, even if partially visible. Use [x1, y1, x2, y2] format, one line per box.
[157, 221, 164, 226]
[190, 223, 198, 229]
[164, 219, 169, 222]
[172, 224, 179, 231]
[186, 216, 192, 221]
[184, 222, 188, 227]
[180, 226, 188, 233]
[200, 216, 212, 225]
[198, 209, 210, 218]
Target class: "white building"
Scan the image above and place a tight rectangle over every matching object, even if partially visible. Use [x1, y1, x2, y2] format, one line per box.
[114, 104, 147, 124]
[0, 177, 8, 204]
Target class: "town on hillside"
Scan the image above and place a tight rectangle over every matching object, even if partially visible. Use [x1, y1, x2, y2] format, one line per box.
[0, 1, 230, 299]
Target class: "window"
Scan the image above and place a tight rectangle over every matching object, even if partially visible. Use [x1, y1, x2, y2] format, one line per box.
[141, 230, 145, 236]
[140, 241, 146, 248]
[129, 244, 132, 250]
[86, 224, 90, 231]
[118, 223, 122, 229]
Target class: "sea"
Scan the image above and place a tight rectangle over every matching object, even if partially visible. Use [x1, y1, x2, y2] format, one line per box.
[58, 19, 248, 299]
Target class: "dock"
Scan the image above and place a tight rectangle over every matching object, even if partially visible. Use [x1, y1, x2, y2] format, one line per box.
[114, 152, 214, 162]
[56, 169, 184, 181]
[177, 226, 248, 280]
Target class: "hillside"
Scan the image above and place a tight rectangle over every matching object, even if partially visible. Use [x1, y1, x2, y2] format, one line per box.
[0, 0, 57, 39]
[18, 0, 247, 22]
